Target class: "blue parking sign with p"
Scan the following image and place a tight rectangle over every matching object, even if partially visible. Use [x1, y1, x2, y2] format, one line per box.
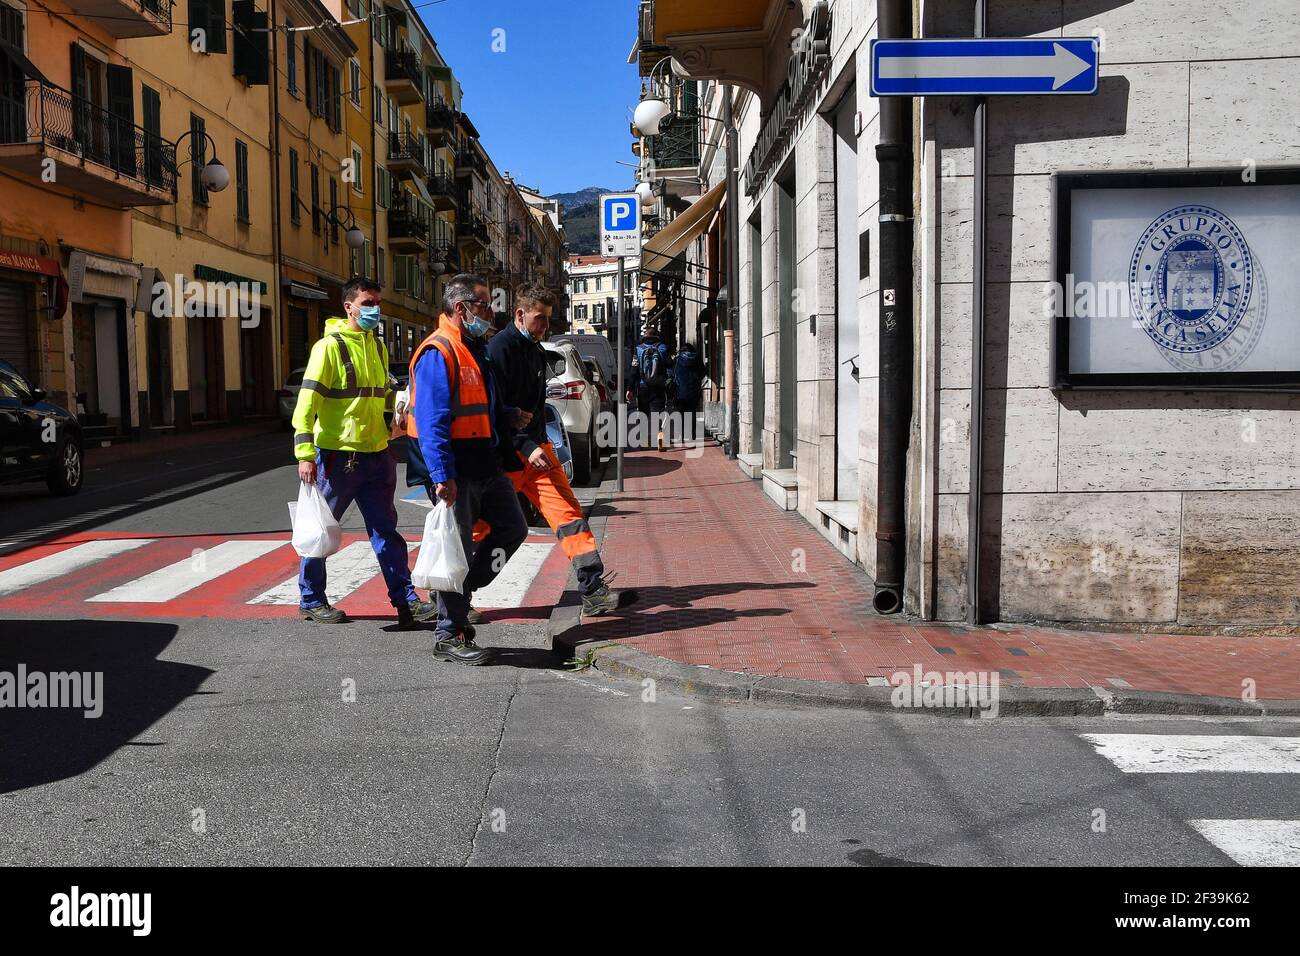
[604, 197, 637, 231]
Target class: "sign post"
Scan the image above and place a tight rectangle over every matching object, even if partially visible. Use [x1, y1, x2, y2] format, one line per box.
[871, 31, 1100, 624]
[600, 192, 642, 492]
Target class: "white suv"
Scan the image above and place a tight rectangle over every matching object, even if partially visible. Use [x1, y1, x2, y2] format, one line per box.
[541, 341, 601, 485]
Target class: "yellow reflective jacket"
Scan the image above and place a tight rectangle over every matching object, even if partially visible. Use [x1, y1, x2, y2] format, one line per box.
[292, 317, 394, 461]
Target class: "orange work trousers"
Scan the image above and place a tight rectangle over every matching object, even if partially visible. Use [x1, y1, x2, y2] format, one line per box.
[472, 443, 604, 591]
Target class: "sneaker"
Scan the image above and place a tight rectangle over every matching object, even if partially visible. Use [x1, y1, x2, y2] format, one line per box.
[433, 632, 491, 666]
[300, 603, 346, 624]
[466, 606, 485, 625]
[582, 581, 638, 617]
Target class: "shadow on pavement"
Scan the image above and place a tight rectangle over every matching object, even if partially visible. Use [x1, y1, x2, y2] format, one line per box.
[0, 620, 213, 794]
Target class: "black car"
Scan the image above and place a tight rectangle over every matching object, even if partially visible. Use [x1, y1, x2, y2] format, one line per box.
[0, 360, 84, 495]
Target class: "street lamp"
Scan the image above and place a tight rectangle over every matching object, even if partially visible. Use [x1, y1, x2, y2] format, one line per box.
[171, 128, 230, 194]
[633, 55, 692, 137]
[635, 181, 655, 207]
[325, 206, 367, 249]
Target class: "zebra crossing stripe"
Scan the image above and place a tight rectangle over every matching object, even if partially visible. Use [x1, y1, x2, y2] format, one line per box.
[86, 540, 285, 603]
[1080, 734, 1300, 773]
[472, 543, 554, 609]
[1189, 820, 1300, 867]
[0, 538, 155, 597]
[247, 540, 403, 606]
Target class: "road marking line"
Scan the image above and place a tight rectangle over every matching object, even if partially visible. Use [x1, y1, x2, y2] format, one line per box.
[1189, 820, 1300, 866]
[87, 540, 284, 603]
[0, 538, 155, 597]
[472, 542, 554, 609]
[247, 540, 400, 606]
[1080, 734, 1300, 773]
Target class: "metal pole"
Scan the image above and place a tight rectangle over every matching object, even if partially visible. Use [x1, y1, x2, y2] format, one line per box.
[616, 254, 626, 491]
[967, 0, 988, 625]
[724, 88, 741, 460]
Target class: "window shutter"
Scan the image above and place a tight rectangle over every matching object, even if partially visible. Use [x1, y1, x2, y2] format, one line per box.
[187, 0, 207, 49]
[302, 41, 313, 110]
[208, 0, 227, 55]
[106, 64, 136, 176]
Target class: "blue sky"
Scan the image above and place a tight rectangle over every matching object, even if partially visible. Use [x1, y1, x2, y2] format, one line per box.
[417, 0, 640, 197]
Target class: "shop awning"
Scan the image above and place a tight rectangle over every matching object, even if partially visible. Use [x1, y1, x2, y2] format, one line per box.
[640, 180, 725, 276]
[287, 281, 328, 301]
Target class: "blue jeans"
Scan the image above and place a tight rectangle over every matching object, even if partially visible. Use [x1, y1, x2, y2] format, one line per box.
[427, 472, 528, 639]
[299, 448, 418, 611]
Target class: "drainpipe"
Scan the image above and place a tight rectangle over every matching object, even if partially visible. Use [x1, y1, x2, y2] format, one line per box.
[873, 0, 915, 615]
[268, 0, 285, 384]
[724, 87, 741, 459]
[967, 0, 988, 625]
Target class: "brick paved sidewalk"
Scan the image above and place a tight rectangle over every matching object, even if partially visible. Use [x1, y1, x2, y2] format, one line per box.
[575, 445, 1300, 703]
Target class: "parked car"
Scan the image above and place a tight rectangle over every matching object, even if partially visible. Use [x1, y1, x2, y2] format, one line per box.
[0, 360, 84, 496]
[277, 367, 306, 430]
[552, 333, 616, 385]
[541, 341, 600, 485]
[583, 359, 615, 445]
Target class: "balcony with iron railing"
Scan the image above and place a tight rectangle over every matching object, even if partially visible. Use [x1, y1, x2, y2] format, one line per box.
[453, 145, 486, 180]
[383, 47, 423, 105]
[387, 131, 427, 176]
[387, 201, 430, 248]
[647, 109, 700, 171]
[425, 100, 456, 146]
[426, 173, 457, 212]
[67, 0, 172, 38]
[0, 79, 177, 205]
[455, 212, 489, 249]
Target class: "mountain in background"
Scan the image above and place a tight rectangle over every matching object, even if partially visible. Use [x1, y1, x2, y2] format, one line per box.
[549, 186, 610, 213]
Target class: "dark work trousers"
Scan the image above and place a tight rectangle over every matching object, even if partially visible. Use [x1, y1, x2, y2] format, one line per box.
[425, 472, 528, 639]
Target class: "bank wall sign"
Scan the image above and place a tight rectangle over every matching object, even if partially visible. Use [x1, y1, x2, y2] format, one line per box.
[743, 0, 831, 197]
[1054, 168, 1300, 389]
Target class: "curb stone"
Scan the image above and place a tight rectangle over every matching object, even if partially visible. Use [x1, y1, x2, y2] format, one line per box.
[545, 459, 1300, 719]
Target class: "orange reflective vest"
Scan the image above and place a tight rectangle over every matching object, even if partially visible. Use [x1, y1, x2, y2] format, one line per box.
[405, 315, 493, 441]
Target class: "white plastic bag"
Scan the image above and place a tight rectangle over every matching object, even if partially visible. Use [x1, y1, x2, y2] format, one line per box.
[290, 481, 342, 559]
[412, 500, 469, 593]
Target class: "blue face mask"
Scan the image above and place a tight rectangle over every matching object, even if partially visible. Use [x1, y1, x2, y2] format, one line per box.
[463, 313, 490, 338]
[355, 305, 381, 331]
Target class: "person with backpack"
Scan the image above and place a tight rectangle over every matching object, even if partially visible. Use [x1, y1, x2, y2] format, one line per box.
[669, 341, 704, 444]
[291, 276, 437, 630]
[626, 320, 671, 452]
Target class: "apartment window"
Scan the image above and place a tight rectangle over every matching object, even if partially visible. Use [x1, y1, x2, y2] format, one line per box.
[286, 19, 297, 94]
[288, 148, 301, 225]
[375, 164, 387, 209]
[235, 139, 249, 222]
[310, 163, 320, 234]
[378, 247, 385, 286]
[188, 0, 227, 54]
[387, 98, 398, 132]
[189, 113, 208, 204]
[594, 303, 605, 323]
[142, 85, 163, 186]
[374, 88, 383, 127]
[349, 59, 361, 108]
[351, 145, 364, 195]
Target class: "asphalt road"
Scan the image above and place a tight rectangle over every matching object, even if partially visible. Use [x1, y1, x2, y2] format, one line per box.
[1, 428, 1297, 866]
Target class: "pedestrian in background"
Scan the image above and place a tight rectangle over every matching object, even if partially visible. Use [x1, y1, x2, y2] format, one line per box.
[403, 274, 529, 665]
[669, 341, 703, 445]
[291, 276, 436, 629]
[626, 320, 671, 452]
[487, 284, 637, 618]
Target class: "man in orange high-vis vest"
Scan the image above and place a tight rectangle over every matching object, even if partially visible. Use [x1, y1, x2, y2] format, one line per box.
[486, 284, 637, 619]
[404, 274, 529, 666]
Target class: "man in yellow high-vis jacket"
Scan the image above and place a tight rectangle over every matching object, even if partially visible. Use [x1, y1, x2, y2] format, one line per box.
[291, 276, 436, 629]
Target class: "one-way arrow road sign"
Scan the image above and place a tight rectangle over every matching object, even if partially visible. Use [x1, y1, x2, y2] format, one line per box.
[870, 38, 1099, 96]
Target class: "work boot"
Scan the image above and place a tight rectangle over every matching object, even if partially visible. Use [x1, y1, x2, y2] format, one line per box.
[395, 599, 438, 630]
[582, 581, 638, 617]
[300, 603, 347, 624]
[433, 632, 492, 666]
[466, 606, 485, 625]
